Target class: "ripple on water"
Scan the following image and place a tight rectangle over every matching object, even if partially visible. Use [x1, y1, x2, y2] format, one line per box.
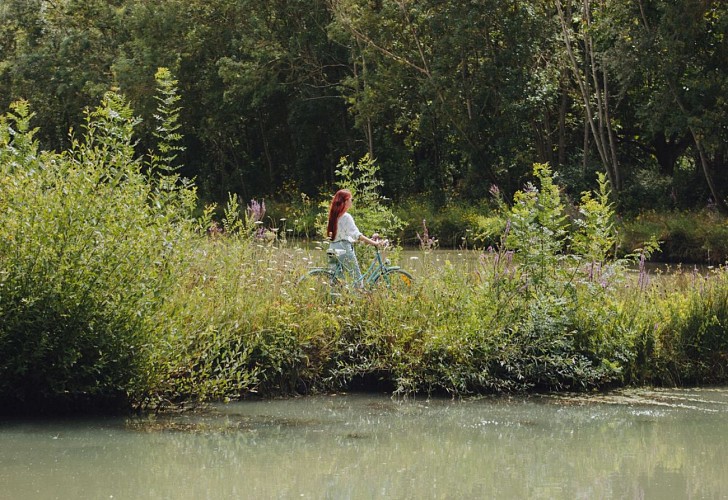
[550, 387, 728, 414]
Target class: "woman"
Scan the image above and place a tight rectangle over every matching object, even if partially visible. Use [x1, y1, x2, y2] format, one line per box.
[327, 189, 383, 284]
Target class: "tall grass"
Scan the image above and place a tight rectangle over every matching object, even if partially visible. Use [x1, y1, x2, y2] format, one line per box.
[150, 236, 728, 403]
[148, 165, 728, 403]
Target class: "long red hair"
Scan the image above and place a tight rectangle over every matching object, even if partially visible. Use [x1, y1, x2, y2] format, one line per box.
[327, 189, 351, 240]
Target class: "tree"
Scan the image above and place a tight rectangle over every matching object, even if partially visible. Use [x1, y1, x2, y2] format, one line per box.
[555, 0, 622, 191]
[0, 0, 126, 151]
[647, 1, 728, 212]
[602, 0, 728, 211]
[330, 0, 563, 199]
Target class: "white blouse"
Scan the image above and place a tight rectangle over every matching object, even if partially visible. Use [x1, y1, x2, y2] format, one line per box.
[334, 213, 362, 243]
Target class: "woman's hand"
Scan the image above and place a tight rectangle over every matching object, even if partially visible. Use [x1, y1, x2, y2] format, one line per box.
[360, 233, 386, 247]
[371, 234, 388, 248]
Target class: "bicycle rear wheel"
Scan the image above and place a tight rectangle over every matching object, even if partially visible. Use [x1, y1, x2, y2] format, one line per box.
[297, 268, 340, 300]
[375, 269, 413, 291]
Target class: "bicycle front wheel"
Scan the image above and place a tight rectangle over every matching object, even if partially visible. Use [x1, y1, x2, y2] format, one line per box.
[374, 269, 413, 291]
[297, 268, 340, 300]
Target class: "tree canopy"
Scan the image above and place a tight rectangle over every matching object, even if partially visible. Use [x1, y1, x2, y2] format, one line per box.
[1, 0, 726, 211]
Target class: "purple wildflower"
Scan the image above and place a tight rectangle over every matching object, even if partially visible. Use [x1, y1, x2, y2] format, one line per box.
[416, 219, 438, 251]
[246, 199, 266, 223]
[246, 199, 267, 239]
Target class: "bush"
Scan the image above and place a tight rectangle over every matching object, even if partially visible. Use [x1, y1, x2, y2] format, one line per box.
[395, 196, 500, 248]
[0, 84, 197, 408]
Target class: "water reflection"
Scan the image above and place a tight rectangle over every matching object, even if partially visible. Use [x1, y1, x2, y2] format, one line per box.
[2, 388, 728, 499]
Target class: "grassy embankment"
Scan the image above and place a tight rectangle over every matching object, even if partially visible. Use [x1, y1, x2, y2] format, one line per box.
[2, 92, 728, 415]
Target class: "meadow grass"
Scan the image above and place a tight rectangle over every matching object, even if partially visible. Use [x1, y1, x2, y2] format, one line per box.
[146, 235, 728, 407]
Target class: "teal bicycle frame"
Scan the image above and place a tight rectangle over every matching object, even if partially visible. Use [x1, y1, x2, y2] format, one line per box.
[298, 244, 413, 295]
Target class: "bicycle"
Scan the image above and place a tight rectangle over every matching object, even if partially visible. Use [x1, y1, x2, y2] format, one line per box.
[297, 240, 413, 298]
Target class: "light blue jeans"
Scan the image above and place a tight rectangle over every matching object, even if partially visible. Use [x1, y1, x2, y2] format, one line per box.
[329, 240, 362, 285]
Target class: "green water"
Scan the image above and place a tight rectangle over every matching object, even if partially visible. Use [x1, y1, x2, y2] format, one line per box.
[2, 388, 728, 499]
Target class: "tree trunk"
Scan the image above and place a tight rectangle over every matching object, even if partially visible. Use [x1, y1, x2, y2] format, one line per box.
[692, 130, 728, 212]
[351, 45, 375, 159]
[558, 80, 568, 167]
[257, 111, 275, 185]
[556, 0, 620, 190]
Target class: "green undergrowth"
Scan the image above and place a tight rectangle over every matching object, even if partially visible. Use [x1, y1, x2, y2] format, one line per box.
[2, 88, 728, 414]
[619, 210, 728, 264]
[273, 195, 728, 264]
[151, 227, 728, 406]
[148, 164, 728, 406]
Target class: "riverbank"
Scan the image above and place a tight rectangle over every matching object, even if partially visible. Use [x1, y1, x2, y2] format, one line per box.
[8, 239, 728, 416]
[3, 106, 727, 415]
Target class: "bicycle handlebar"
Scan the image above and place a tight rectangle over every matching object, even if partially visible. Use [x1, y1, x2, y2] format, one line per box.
[371, 234, 390, 250]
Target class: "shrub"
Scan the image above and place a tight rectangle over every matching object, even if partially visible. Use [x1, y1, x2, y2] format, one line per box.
[0, 80, 197, 408]
[316, 154, 404, 240]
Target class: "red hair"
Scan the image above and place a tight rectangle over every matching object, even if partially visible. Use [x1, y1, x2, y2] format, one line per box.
[327, 189, 351, 240]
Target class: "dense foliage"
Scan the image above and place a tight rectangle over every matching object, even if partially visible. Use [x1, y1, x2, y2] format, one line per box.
[2, 90, 727, 413]
[0, 76, 198, 409]
[1, 1, 727, 211]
